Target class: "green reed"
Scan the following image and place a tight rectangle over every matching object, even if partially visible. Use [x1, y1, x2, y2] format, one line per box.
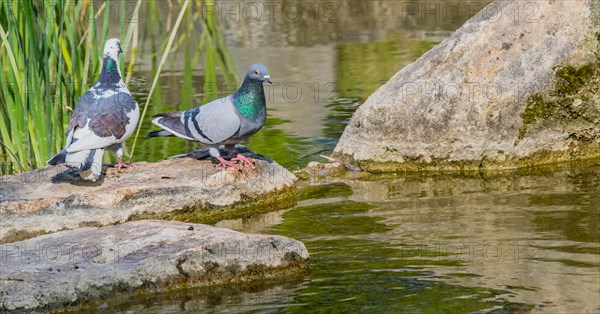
[128, 0, 239, 161]
[0, 0, 238, 174]
[0, 0, 136, 173]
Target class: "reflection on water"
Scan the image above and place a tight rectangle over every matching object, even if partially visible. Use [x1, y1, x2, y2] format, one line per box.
[340, 161, 600, 313]
[84, 1, 600, 312]
[127, 30, 438, 168]
[108, 160, 599, 313]
[126, 0, 481, 168]
[225, 161, 599, 313]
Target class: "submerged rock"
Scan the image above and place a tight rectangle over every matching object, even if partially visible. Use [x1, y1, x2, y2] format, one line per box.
[0, 151, 297, 243]
[334, 0, 600, 171]
[0, 220, 309, 311]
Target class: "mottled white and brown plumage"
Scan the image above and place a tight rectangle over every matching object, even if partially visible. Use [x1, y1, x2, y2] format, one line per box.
[48, 38, 140, 180]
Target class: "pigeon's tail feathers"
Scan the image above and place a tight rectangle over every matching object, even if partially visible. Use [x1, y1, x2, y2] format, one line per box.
[152, 112, 182, 119]
[147, 130, 174, 138]
[47, 149, 68, 165]
[65, 148, 104, 176]
[151, 112, 194, 140]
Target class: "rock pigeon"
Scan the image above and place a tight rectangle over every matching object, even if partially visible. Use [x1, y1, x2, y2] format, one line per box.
[148, 63, 272, 169]
[48, 38, 140, 181]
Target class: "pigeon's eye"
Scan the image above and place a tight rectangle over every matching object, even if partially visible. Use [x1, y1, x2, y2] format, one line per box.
[253, 69, 259, 75]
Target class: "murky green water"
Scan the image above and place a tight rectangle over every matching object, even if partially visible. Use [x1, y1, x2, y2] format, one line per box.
[108, 1, 599, 312]
[106, 160, 599, 313]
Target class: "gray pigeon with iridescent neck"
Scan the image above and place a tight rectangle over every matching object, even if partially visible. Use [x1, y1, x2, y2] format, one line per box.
[48, 38, 140, 180]
[148, 64, 272, 168]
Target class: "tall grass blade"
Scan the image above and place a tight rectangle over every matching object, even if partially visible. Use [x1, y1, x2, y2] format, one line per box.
[1, 0, 238, 174]
[124, 0, 142, 84]
[129, 0, 190, 162]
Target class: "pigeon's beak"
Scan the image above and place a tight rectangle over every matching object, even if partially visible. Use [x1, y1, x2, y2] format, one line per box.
[118, 44, 123, 54]
[263, 75, 272, 84]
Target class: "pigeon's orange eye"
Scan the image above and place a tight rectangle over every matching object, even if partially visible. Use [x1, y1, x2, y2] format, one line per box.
[253, 69, 259, 75]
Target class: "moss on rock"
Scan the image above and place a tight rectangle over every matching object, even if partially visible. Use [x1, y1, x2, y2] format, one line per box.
[518, 60, 600, 149]
[128, 185, 297, 225]
[519, 60, 600, 140]
[335, 60, 600, 174]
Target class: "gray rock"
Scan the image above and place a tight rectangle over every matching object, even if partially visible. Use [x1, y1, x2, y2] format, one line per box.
[0, 220, 309, 311]
[334, 0, 600, 171]
[0, 156, 297, 243]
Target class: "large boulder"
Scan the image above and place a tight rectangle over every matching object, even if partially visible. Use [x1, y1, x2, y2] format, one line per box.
[0, 220, 309, 311]
[334, 0, 600, 171]
[0, 152, 297, 243]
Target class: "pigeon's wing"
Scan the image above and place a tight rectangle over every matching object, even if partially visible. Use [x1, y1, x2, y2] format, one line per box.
[66, 91, 138, 153]
[182, 97, 241, 144]
[151, 112, 195, 140]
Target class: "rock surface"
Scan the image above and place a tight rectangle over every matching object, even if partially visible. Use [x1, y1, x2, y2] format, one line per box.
[334, 0, 600, 171]
[0, 220, 309, 311]
[0, 150, 297, 243]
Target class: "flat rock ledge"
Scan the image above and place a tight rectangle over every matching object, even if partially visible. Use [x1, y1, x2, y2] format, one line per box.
[0, 154, 297, 244]
[0, 220, 310, 311]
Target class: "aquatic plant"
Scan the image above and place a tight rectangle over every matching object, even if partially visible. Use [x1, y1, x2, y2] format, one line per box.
[0, 0, 136, 173]
[0, 0, 238, 174]
[128, 0, 239, 161]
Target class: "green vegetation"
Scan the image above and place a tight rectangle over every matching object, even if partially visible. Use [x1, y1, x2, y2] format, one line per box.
[0, 1, 109, 171]
[0, 0, 238, 174]
[555, 63, 596, 94]
[519, 61, 600, 140]
[0, 0, 139, 173]
[129, 0, 239, 161]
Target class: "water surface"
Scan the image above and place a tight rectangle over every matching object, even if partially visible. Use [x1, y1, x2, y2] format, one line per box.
[106, 160, 599, 313]
[105, 1, 599, 312]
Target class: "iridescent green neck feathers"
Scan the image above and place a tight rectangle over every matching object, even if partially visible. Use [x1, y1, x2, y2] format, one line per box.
[233, 79, 266, 119]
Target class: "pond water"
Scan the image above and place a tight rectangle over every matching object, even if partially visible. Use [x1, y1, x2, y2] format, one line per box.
[105, 160, 599, 313]
[126, 0, 452, 168]
[108, 1, 599, 312]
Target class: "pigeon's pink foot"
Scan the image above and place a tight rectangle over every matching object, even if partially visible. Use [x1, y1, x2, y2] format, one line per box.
[232, 154, 255, 169]
[216, 156, 238, 169]
[117, 161, 132, 169]
[115, 157, 132, 171]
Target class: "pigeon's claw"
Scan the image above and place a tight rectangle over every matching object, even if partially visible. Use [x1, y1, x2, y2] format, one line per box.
[232, 154, 255, 169]
[115, 157, 132, 172]
[118, 161, 132, 169]
[216, 156, 238, 170]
